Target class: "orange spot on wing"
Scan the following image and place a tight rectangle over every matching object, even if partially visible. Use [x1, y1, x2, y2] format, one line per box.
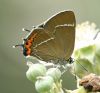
[25, 33, 38, 55]
[28, 39, 32, 43]
[27, 48, 31, 55]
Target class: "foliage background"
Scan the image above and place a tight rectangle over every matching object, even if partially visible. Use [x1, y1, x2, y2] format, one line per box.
[0, 0, 100, 93]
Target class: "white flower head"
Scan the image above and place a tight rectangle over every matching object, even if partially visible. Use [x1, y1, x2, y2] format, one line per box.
[75, 21, 99, 49]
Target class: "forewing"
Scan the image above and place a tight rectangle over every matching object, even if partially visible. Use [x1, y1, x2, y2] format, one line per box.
[44, 11, 76, 33]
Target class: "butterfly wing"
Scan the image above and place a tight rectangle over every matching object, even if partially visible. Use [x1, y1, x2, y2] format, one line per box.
[25, 28, 52, 47]
[54, 26, 75, 60]
[43, 11, 76, 33]
[23, 28, 53, 56]
[31, 38, 60, 62]
[24, 11, 76, 62]
[32, 25, 75, 62]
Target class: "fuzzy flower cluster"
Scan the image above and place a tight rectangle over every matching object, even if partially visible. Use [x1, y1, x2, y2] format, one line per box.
[75, 21, 99, 49]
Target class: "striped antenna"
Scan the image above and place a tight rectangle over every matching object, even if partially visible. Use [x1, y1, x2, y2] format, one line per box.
[13, 44, 23, 48]
[22, 38, 27, 41]
[22, 28, 31, 32]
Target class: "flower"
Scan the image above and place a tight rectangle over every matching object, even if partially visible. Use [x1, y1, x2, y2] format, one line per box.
[75, 21, 99, 49]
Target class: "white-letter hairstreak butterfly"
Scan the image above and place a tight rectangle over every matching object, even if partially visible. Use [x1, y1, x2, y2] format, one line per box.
[14, 10, 76, 64]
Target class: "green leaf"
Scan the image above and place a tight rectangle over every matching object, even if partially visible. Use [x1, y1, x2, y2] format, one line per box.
[74, 45, 95, 64]
[74, 58, 94, 78]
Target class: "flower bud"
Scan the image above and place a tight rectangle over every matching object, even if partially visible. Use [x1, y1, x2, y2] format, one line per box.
[35, 76, 54, 93]
[26, 64, 46, 83]
[46, 68, 61, 82]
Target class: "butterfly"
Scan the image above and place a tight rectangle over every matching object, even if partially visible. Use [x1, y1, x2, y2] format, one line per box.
[14, 11, 76, 64]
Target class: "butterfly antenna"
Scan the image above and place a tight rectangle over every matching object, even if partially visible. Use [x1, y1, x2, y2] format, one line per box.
[22, 28, 31, 32]
[22, 38, 27, 42]
[93, 31, 100, 40]
[13, 44, 23, 48]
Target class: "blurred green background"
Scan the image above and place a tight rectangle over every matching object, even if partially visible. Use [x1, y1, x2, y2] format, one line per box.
[0, 0, 100, 93]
